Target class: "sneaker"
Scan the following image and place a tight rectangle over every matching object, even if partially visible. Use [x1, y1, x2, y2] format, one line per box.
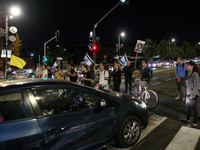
[182, 97, 186, 101]
[175, 96, 181, 100]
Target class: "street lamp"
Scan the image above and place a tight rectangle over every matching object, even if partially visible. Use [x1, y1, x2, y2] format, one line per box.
[118, 32, 125, 56]
[5, 6, 21, 79]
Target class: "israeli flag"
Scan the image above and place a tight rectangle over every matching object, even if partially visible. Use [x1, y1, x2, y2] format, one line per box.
[52, 60, 58, 69]
[83, 53, 93, 67]
[119, 54, 128, 68]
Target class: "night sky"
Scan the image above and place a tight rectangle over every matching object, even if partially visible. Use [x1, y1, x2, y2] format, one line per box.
[0, 0, 200, 49]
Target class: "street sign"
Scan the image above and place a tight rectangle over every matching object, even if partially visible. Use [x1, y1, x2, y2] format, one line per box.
[1, 49, 12, 58]
[0, 28, 4, 37]
[9, 35, 16, 42]
[9, 26, 18, 34]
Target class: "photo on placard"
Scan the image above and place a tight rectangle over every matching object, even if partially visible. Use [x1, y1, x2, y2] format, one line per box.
[134, 40, 145, 53]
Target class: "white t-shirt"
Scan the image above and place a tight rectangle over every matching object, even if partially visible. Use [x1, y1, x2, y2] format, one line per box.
[42, 69, 48, 78]
[99, 70, 109, 86]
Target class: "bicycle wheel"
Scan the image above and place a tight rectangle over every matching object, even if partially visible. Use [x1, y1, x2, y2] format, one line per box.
[141, 90, 159, 109]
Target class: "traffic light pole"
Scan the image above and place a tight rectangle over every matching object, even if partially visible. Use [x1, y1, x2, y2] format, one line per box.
[44, 36, 56, 59]
[93, 1, 121, 64]
[5, 15, 9, 79]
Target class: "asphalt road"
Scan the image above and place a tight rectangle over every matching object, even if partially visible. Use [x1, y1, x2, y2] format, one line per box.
[106, 68, 200, 150]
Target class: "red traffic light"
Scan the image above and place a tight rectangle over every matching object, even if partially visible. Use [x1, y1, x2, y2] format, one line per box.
[92, 45, 97, 51]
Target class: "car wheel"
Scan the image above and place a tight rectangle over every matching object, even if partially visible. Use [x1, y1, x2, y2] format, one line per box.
[117, 115, 141, 148]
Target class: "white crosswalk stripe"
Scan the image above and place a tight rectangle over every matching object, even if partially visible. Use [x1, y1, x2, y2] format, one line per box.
[106, 114, 200, 150]
[166, 126, 200, 150]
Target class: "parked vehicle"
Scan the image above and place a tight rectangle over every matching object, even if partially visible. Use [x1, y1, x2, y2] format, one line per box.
[149, 61, 163, 68]
[163, 61, 174, 66]
[0, 78, 148, 149]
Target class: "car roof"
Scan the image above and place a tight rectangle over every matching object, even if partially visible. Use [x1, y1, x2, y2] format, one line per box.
[0, 78, 79, 91]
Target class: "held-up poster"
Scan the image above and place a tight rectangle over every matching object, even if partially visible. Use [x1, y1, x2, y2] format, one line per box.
[134, 40, 145, 53]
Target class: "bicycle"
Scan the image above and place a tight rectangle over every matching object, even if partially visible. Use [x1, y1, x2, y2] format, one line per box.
[128, 78, 159, 109]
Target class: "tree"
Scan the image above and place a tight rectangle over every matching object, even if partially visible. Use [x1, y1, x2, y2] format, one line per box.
[142, 39, 157, 58]
[11, 34, 22, 56]
[157, 39, 170, 61]
[180, 41, 195, 58]
[22, 57, 34, 69]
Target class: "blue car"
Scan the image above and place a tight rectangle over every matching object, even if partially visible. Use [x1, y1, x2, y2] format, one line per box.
[0, 78, 148, 150]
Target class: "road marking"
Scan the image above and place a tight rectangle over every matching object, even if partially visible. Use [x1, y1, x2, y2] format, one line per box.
[152, 82, 161, 86]
[106, 114, 167, 150]
[165, 78, 172, 81]
[139, 114, 167, 142]
[165, 126, 200, 150]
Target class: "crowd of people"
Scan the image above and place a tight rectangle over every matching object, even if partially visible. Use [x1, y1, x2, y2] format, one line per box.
[34, 59, 153, 92]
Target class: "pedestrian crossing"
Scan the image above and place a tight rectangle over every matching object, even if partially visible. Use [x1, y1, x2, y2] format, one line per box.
[106, 114, 200, 150]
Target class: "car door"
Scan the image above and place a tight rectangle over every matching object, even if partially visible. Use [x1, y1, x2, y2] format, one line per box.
[0, 90, 44, 150]
[28, 86, 115, 150]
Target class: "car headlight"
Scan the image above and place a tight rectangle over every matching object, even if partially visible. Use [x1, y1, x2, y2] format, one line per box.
[132, 97, 147, 109]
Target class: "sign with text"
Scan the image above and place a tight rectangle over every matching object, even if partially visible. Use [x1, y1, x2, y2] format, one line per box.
[134, 40, 145, 53]
[1, 49, 12, 58]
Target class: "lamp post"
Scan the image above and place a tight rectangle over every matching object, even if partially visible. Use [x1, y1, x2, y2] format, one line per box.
[118, 32, 125, 56]
[4, 7, 20, 79]
[171, 38, 175, 46]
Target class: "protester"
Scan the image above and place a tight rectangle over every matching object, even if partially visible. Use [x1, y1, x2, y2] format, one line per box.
[36, 63, 42, 78]
[90, 63, 95, 80]
[113, 63, 121, 92]
[81, 64, 92, 86]
[180, 61, 200, 128]
[47, 66, 52, 78]
[135, 59, 152, 95]
[42, 65, 48, 78]
[63, 61, 70, 70]
[95, 62, 109, 90]
[68, 64, 77, 82]
[135, 59, 151, 82]
[6, 65, 12, 75]
[56, 66, 64, 80]
[175, 57, 186, 101]
[123, 61, 133, 93]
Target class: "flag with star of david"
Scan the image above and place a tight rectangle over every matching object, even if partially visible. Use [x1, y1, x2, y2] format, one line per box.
[83, 53, 93, 67]
[119, 54, 128, 68]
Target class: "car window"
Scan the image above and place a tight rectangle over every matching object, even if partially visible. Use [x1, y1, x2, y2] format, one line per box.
[32, 88, 97, 116]
[0, 92, 28, 123]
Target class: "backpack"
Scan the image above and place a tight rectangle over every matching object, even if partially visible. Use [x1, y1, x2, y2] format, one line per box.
[148, 67, 153, 79]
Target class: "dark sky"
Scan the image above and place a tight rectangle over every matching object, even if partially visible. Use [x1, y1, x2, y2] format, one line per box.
[0, 0, 200, 49]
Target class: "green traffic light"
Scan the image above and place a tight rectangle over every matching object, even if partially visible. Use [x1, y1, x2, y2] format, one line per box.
[44, 58, 47, 61]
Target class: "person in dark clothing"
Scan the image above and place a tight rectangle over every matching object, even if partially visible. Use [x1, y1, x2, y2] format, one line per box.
[47, 66, 52, 78]
[90, 63, 95, 80]
[81, 64, 92, 86]
[135, 59, 151, 82]
[123, 61, 133, 93]
[180, 61, 200, 128]
[113, 63, 121, 92]
[67, 64, 77, 82]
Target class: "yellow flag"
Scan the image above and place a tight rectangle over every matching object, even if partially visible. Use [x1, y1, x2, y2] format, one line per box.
[10, 55, 26, 69]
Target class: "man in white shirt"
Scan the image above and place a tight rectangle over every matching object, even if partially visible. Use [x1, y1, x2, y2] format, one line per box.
[36, 63, 42, 78]
[42, 65, 48, 78]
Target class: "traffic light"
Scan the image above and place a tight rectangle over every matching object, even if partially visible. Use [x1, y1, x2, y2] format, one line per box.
[55, 30, 60, 42]
[88, 36, 93, 50]
[120, 0, 129, 5]
[44, 58, 48, 61]
[92, 44, 97, 51]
